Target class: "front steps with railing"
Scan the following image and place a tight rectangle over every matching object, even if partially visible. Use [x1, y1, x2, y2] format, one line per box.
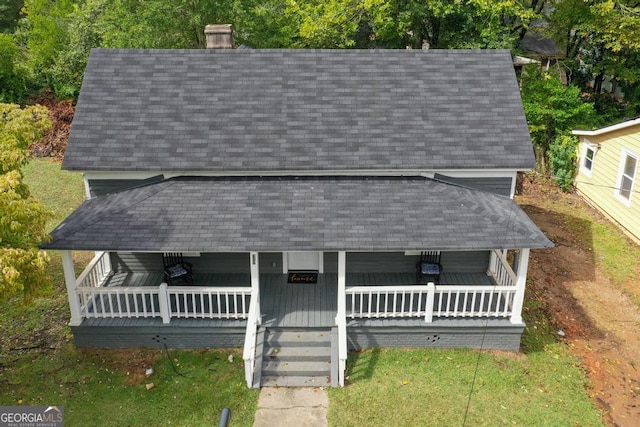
[257, 327, 335, 387]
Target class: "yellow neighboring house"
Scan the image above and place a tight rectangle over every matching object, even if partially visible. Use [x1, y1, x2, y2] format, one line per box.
[573, 118, 640, 243]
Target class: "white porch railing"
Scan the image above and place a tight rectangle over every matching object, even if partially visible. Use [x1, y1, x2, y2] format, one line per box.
[76, 251, 112, 288]
[243, 287, 261, 388]
[345, 283, 517, 321]
[167, 286, 251, 320]
[78, 286, 161, 319]
[487, 249, 517, 287]
[345, 284, 434, 321]
[433, 285, 516, 318]
[76, 284, 252, 321]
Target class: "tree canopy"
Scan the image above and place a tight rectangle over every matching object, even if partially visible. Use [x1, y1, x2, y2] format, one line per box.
[4, 0, 637, 124]
[0, 103, 52, 299]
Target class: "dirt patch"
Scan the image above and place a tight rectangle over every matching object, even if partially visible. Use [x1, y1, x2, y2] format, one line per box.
[519, 177, 640, 427]
[78, 348, 162, 386]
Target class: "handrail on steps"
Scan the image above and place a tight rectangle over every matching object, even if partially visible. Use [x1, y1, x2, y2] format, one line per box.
[242, 288, 260, 388]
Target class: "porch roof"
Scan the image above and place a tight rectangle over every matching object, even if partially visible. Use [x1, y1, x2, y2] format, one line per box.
[42, 176, 553, 252]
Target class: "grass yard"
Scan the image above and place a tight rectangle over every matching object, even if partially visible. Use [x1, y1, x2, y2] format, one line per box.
[328, 345, 602, 426]
[0, 159, 606, 426]
[1, 305, 257, 426]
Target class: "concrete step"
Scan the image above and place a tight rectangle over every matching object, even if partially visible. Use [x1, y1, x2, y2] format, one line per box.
[261, 375, 332, 387]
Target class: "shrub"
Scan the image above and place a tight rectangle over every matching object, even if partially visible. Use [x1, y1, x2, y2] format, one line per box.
[548, 134, 578, 191]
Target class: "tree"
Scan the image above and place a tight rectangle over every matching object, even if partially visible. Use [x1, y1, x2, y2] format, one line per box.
[0, 103, 52, 300]
[548, 134, 579, 191]
[362, 0, 539, 49]
[0, 0, 24, 33]
[50, 0, 107, 98]
[18, 0, 75, 70]
[547, 0, 640, 123]
[520, 66, 595, 168]
[0, 33, 28, 102]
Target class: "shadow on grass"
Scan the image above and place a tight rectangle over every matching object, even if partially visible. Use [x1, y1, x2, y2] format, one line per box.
[344, 347, 381, 383]
[520, 204, 606, 354]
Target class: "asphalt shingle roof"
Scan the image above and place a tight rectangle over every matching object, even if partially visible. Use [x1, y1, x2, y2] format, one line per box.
[43, 177, 553, 252]
[63, 49, 534, 172]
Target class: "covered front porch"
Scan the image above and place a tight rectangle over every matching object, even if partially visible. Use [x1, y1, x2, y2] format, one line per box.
[45, 176, 553, 387]
[63, 248, 530, 387]
[65, 249, 526, 328]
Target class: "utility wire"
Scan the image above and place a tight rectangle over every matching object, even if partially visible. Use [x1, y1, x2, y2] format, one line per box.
[531, 170, 640, 195]
[163, 343, 190, 377]
[573, 180, 640, 194]
[462, 200, 517, 427]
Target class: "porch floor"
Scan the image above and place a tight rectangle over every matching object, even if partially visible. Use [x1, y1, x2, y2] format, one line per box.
[261, 274, 338, 328]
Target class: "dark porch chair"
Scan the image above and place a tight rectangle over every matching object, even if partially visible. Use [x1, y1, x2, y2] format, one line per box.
[416, 251, 442, 284]
[163, 253, 194, 285]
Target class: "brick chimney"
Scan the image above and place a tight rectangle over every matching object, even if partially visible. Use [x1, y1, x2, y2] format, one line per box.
[204, 24, 233, 49]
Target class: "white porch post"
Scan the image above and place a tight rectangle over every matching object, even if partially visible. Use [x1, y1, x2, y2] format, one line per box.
[103, 250, 113, 275]
[425, 282, 435, 323]
[487, 249, 498, 276]
[250, 252, 261, 324]
[510, 248, 530, 324]
[61, 250, 83, 326]
[158, 283, 170, 324]
[336, 251, 347, 387]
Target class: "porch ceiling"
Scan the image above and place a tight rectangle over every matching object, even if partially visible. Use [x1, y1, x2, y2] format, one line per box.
[42, 176, 553, 252]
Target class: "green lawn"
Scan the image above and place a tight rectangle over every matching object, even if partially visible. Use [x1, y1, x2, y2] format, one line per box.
[328, 346, 602, 426]
[0, 159, 606, 426]
[22, 158, 86, 230]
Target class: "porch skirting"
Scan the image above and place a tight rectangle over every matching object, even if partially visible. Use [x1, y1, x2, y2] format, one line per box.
[71, 317, 524, 352]
[71, 318, 247, 349]
[346, 319, 525, 352]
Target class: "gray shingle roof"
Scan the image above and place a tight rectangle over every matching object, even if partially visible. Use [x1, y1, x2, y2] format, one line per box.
[63, 49, 534, 172]
[42, 177, 553, 252]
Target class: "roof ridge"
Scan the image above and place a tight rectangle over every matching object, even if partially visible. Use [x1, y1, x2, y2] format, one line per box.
[438, 182, 551, 248]
[45, 180, 175, 247]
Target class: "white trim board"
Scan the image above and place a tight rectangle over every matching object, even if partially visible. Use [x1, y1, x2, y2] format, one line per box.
[83, 169, 524, 180]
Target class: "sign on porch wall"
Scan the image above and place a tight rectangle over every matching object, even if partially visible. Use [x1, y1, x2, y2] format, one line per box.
[287, 271, 318, 284]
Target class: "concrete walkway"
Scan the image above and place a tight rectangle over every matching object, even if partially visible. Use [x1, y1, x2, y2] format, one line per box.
[253, 387, 328, 427]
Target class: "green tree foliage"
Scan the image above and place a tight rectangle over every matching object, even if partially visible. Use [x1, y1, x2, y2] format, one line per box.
[0, 33, 28, 102]
[16, 0, 271, 97]
[547, 0, 640, 121]
[285, 0, 541, 49]
[0, 103, 52, 299]
[49, 0, 106, 99]
[0, 0, 24, 33]
[286, 0, 365, 48]
[520, 66, 594, 165]
[548, 134, 578, 191]
[14, 0, 75, 96]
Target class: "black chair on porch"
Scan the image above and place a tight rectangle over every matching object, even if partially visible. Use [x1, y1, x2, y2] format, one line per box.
[163, 252, 194, 285]
[416, 251, 442, 284]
